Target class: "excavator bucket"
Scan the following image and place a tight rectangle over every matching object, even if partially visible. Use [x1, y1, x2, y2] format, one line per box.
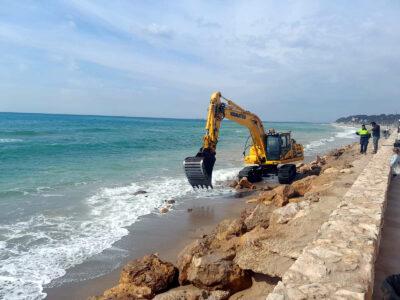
[183, 151, 216, 188]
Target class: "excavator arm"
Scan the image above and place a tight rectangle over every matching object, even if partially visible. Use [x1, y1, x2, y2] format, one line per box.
[183, 92, 267, 188]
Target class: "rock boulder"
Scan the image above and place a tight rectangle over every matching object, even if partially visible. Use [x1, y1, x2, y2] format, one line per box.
[92, 254, 178, 299]
[292, 176, 317, 196]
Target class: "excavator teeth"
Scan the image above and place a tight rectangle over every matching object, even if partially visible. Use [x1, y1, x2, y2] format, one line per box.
[183, 156, 214, 189]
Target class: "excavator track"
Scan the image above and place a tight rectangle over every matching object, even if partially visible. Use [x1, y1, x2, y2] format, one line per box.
[183, 151, 216, 188]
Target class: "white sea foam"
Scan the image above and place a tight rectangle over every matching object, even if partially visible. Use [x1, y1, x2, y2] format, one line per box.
[304, 136, 335, 151]
[304, 124, 357, 153]
[0, 168, 238, 300]
[0, 138, 23, 143]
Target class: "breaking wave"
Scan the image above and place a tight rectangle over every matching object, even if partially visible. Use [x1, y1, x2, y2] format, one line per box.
[0, 167, 239, 300]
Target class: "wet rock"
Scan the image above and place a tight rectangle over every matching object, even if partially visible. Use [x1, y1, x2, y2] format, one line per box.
[235, 177, 255, 189]
[291, 176, 317, 196]
[187, 208, 193, 212]
[93, 254, 178, 299]
[160, 207, 169, 214]
[165, 199, 176, 204]
[134, 190, 147, 195]
[229, 180, 239, 188]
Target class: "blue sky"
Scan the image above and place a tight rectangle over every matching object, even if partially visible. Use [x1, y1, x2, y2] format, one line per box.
[0, 1, 399, 122]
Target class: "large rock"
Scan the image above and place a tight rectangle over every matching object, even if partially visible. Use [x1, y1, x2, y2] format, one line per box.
[93, 254, 178, 299]
[271, 203, 301, 224]
[258, 190, 277, 203]
[291, 176, 317, 196]
[272, 185, 296, 207]
[243, 204, 272, 230]
[256, 185, 296, 207]
[236, 177, 255, 189]
[177, 219, 252, 294]
[154, 285, 229, 300]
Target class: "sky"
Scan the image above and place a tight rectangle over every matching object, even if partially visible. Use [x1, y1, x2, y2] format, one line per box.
[0, 1, 399, 122]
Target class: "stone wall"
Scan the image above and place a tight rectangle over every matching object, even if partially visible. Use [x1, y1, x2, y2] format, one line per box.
[267, 137, 395, 300]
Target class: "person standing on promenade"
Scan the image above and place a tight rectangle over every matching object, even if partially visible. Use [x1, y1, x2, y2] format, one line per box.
[371, 122, 381, 154]
[356, 124, 371, 154]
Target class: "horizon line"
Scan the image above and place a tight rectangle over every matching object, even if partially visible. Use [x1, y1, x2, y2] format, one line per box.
[0, 111, 331, 124]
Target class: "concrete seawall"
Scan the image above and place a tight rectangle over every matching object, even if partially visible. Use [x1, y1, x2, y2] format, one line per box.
[267, 136, 395, 299]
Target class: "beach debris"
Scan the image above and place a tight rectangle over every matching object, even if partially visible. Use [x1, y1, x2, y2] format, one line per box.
[91, 254, 178, 299]
[133, 190, 147, 195]
[160, 207, 169, 214]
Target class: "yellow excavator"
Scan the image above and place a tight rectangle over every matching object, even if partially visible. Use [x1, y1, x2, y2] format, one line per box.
[183, 92, 304, 188]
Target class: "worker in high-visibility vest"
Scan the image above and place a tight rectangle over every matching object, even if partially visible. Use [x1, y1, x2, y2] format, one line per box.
[356, 124, 371, 154]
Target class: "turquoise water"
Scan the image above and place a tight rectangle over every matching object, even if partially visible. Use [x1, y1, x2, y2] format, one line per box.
[0, 112, 356, 299]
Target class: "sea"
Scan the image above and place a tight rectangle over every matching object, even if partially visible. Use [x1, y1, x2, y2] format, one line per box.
[0, 112, 357, 299]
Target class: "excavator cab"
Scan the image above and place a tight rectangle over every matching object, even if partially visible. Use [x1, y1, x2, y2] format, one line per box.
[265, 134, 281, 161]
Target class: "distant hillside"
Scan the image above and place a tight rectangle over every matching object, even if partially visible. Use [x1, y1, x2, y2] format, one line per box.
[336, 114, 400, 125]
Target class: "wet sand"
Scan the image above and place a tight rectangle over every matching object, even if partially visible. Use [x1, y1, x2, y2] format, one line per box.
[45, 191, 255, 300]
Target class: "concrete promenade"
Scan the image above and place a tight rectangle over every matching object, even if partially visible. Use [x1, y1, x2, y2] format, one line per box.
[267, 137, 395, 299]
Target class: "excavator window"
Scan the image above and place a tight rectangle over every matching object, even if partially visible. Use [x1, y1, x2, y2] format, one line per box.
[265, 135, 281, 161]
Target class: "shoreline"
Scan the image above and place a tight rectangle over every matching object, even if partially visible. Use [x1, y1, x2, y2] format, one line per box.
[45, 139, 362, 300]
[45, 191, 254, 300]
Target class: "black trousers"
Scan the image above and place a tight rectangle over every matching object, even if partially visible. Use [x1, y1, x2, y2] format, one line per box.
[360, 138, 369, 153]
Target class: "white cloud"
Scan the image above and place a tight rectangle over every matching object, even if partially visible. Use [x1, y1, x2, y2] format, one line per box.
[0, 1, 399, 121]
